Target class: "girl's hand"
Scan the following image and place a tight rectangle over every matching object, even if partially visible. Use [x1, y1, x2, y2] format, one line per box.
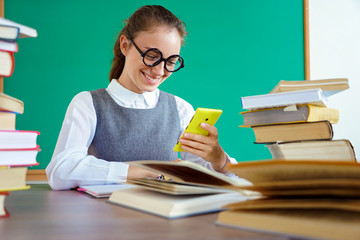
[178, 123, 228, 172]
[126, 165, 159, 180]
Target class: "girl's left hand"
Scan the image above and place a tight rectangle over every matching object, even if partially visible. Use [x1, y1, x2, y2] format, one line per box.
[178, 122, 228, 172]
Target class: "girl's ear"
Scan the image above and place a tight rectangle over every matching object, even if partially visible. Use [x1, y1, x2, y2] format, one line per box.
[119, 35, 129, 56]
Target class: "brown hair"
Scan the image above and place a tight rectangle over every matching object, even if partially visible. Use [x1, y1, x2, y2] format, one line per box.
[109, 5, 187, 82]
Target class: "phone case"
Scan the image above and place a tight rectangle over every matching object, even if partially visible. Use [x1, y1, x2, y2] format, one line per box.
[173, 108, 223, 152]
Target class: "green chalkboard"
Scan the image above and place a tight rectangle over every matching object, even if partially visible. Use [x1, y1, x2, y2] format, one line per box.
[5, 0, 304, 169]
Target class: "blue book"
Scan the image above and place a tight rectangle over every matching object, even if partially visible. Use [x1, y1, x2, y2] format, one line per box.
[0, 25, 20, 42]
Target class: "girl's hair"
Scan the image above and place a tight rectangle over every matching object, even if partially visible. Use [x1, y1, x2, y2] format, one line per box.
[109, 5, 187, 82]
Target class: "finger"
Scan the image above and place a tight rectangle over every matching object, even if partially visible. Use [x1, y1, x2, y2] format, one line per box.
[180, 144, 208, 159]
[183, 132, 209, 143]
[200, 123, 218, 137]
[179, 138, 212, 153]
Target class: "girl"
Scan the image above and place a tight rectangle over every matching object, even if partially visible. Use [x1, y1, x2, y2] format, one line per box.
[46, 5, 237, 190]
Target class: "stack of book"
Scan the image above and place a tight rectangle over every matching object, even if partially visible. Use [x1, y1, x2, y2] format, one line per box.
[239, 78, 356, 162]
[216, 160, 360, 240]
[0, 17, 39, 218]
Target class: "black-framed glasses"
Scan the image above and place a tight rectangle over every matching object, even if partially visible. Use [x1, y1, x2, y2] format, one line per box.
[129, 38, 184, 72]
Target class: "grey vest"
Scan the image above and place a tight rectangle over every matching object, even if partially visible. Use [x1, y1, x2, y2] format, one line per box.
[88, 88, 181, 162]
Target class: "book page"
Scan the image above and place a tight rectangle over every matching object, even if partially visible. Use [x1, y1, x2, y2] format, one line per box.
[130, 160, 245, 187]
[226, 160, 360, 184]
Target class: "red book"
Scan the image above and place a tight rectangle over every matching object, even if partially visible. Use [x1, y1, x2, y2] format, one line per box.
[0, 50, 15, 77]
[0, 41, 18, 77]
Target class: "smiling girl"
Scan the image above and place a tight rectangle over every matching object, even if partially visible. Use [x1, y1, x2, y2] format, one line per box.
[46, 5, 237, 190]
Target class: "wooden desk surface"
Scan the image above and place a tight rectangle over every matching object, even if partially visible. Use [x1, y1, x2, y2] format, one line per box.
[0, 185, 294, 240]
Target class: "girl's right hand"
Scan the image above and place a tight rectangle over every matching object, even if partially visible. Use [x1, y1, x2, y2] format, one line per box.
[127, 165, 159, 180]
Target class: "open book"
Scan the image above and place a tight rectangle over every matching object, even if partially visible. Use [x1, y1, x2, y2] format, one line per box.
[127, 160, 250, 191]
[107, 160, 255, 219]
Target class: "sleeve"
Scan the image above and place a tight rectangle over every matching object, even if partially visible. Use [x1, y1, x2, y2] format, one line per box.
[46, 92, 130, 190]
[174, 96, 238, 178]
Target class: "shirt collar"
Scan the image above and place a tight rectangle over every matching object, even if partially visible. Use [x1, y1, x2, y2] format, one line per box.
[107, 79, 159, 107]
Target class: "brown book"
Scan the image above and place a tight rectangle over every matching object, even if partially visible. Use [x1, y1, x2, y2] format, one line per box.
[240, 104, 339, 127]
[0, 92, 24, 114]
[266, 139, 356, 162]
[217, 160, 360, 239]
[225, 160, 360, 197]
[251, 121, 333, 143]
[217, 208, 360, 240]
[0, 111, 16, 130]
[269, 78, 349, 97]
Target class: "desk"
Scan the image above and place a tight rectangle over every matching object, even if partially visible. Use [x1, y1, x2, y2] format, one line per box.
[0, 185, 294, 240]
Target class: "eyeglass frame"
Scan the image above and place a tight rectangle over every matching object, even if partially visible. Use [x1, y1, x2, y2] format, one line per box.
[128, 38, 184, 72]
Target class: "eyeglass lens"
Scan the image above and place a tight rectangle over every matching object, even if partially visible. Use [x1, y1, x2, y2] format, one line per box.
[143, 49, 183, 72]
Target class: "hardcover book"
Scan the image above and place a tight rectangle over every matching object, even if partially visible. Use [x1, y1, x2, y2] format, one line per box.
[251, 121, 333, 143]
[0, 24, 19, 42]
[0, 17, 38, 38]
[108, 186, 247, 219]
[240, 104, 339, 127]
[241, 89, 328, 110]
[270, 78, 349, 97]
[265, 139, 356, 162]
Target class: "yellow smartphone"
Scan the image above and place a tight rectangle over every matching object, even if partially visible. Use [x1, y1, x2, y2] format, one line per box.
[173, 108, 223, 152]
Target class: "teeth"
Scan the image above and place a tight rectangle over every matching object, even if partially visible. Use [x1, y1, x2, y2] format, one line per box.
[144, 73, 159, 82]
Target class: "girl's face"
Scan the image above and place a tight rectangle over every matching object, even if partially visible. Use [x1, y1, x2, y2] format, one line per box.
[118, 25, 182, 94]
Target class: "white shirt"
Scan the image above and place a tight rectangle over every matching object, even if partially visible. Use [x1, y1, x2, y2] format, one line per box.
[46, 80, 237, 190]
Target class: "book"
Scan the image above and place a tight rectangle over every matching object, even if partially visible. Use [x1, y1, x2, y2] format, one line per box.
[0, 92, 24, 114]
[0, 111, 16, 130]
[108, 186, 247, 219]
[77, 184, 135, 198]
[0, 40, 18, 52]
[0, 130, 39, 149]
[128, 178, 239, 195]
[216, 208, 360, 240]
[224, 160, 360, 196]
[0, 24, 20, 42]
[0, 167, 31, 191]
[0, 49, 15, 77]
[216, 160, 360, 240]
[241, 89, 328, 110]
[251, 121, 333, 143]
[128, 160, 246, 187]
[0, 17, 38, 38]
[270, 78, 349, 97]
[240, 104, 339, 126]
[223, 197, 360, 212]
[265, 139, 356, 162]
[0, 146, 40, 166]
[0, 192, 9, 218]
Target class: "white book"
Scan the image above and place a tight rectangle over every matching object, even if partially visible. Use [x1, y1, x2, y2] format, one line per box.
[108, 187, 249, 219]
[0, 130, 39, 149]
[0, 17, 38, 38]
[241, 89, 328, 110]
[0, 40, 18, 52]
